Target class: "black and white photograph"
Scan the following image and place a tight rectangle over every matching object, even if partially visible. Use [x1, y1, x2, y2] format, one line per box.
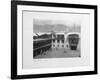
[33, 12, 81, 59]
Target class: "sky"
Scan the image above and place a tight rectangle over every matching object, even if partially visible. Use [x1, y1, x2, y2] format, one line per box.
[33, 19, 81, 33]
[31, 11, 88, 33]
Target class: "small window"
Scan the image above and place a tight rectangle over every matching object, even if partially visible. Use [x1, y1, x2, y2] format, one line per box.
[53, 45, 55, 47]
[53, 40, 55, 42]
[66, 45, 68, 47]
[62, 40, 64, 43]
[57, 40, 60, 43]
[58, 45, 59, 47]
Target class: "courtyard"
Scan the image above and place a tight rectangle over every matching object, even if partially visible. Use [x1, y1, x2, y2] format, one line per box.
[34, 48, 80, 59]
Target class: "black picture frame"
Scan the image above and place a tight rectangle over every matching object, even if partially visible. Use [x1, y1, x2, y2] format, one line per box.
[11, 0, 98, 79]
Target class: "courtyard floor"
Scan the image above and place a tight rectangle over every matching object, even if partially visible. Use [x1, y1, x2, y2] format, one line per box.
[34, 48, 80, 59]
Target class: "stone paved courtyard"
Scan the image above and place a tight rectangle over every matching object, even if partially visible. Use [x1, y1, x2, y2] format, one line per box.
[34, 48, 80, 59]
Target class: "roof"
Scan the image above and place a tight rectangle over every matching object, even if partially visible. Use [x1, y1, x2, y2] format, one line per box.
[56, 34, 64, 40]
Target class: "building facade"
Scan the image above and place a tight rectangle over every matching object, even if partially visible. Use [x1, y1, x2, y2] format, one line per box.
[52, 32, 80, 50]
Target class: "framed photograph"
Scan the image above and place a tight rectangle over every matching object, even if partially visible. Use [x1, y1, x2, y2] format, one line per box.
[11, 0, 98, 79]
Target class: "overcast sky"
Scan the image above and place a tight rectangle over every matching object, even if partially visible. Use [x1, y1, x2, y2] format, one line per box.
[30, 11, 89, 33]
[32, 11, 84, 25]
[33, 19, 81, 33]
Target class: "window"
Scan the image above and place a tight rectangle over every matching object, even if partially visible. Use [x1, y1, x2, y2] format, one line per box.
[66, 45, 68, 47]
[62, 40, 64, 43]
[57, 40, 60, 43]
[62, 45, 64, 47]
[53, 40, 55, 42]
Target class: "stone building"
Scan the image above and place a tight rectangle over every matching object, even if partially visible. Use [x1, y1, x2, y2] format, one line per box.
[52, 32, 80, 50]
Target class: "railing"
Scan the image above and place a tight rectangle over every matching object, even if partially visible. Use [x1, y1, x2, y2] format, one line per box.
[33, 38, 52, 58]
